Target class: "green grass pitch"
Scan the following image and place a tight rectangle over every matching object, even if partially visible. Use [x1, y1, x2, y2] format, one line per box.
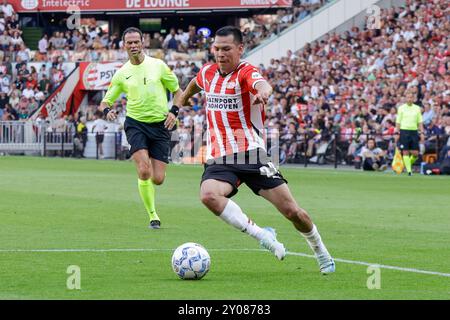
[0, 156, 449, 300]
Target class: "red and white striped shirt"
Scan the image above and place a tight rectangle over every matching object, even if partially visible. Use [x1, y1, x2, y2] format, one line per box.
[196, 61, 267, 160]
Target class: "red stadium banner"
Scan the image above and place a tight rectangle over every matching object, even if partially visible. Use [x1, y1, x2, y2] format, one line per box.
[10, 0, 292, 12]
[31, 66, 85, 121]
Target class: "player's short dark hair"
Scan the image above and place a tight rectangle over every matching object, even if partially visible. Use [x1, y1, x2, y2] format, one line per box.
[215, 26, 243, 44]
[122, 27, 143, 42]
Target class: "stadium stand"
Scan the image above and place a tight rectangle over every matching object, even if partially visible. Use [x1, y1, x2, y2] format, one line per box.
[0, 0, 448, 168]
[0, 0, 72, 122]
[250, 0, 449, 165]
[242, 0, 333, 52]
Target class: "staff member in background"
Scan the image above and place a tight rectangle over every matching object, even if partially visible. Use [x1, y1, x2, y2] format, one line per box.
[395, 92, 425, 176]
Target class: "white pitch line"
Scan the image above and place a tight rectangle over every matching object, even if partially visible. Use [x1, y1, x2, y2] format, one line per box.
[0, 248, 449, 278]
[287, 251, 450, 278]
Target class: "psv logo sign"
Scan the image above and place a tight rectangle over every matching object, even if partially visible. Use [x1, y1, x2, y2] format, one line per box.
[21, 0, 38, 10]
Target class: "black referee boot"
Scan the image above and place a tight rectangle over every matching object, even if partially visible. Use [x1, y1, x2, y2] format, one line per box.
[149, 220, 161, 229]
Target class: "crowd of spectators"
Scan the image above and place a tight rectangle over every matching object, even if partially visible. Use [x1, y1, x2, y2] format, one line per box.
[242, 0, 333, 52]
[33, 24, 211, 64]
[256, 0, 449, 165]
[0, 0, 69, 121]
[2, 16, 212, 123]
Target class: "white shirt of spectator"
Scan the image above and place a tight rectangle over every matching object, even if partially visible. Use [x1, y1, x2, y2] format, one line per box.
[311, 84, 319, 99]
[38, 68, 48, 81]
[52, 70, 64, 85]
[359, 146, 384, 160]
[290, 104, 299, 117]
[17, 47, 30, 62]
[193, 113, 204, 126]
[10, 35, 23, 47]
[183, 114, 192, 127]
[271, 102, 283, 115]
[401, 29, 416, 41]
[1, 74, 10, 93]
[118, 115, 130, 149]
[88, 29, 98, 40]
[92, 118, 108, 134]
[181, 65, 191, 78]
[35, 90, 45, 101]
[0, 32, 10, 46]
[22, 87, 35, 99]
[39, 37, 48, 54]
[175, 32, 189, 46]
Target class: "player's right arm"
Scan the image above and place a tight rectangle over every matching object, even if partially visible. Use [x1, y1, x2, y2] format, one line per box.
[100, 71, 124, 121]
[174, 77, 202, 107]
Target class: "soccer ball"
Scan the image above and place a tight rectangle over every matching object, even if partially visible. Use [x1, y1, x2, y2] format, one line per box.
[171, 242, 211, 280]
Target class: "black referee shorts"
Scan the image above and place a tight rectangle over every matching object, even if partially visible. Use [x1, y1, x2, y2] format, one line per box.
[399, 130, 419, 152]
[124, 116, 171, 163]
[201, 150, 287, 198]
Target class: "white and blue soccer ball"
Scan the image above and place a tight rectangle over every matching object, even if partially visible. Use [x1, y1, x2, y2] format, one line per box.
[171, 242, 211, 280]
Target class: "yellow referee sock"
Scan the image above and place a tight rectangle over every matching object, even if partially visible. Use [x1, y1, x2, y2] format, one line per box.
[138, 179, 160, 221]
[403, 155, 412, 174]
[410, 155, 418, 166]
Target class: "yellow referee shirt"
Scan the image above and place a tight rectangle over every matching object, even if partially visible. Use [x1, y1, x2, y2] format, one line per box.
[102, 55, 179, 123]
[396, 103, 423, 131]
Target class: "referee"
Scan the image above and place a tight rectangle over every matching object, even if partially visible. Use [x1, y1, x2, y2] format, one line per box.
[395, 92, 425, 176]
[99, 27, 182, 229]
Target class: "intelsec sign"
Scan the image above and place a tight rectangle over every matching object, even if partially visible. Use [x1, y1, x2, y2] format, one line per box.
[10, 0, 292, 12]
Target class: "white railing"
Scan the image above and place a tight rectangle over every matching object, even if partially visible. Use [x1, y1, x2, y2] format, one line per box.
[0, 121, 73, 155]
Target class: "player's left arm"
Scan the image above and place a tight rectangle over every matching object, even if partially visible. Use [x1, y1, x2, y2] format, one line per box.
[175, 77, 202, 107]
[243, 66, 272, 108]
[254, 81, 273, 107]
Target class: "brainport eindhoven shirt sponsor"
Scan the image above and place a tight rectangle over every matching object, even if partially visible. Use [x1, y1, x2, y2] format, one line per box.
[196, 61, 267, 160]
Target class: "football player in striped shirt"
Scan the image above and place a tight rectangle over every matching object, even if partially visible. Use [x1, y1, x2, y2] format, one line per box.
[174, 26, 335, 274]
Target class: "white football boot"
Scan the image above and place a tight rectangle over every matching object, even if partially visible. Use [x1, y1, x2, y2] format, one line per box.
[259, 227, 286, 260]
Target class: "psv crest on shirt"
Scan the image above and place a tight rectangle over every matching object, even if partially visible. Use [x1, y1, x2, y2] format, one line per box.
[226, 81, 236, 89]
